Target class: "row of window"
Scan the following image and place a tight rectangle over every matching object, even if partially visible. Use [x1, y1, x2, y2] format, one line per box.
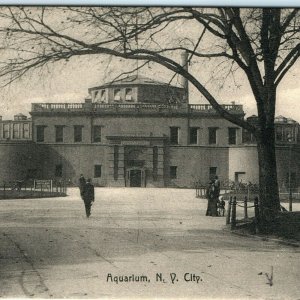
[36, 125, 238, 145]
[170, 127, 238, 145]
[2, 123, 31, 139]
[36, 125, 102, 143]
[93, 88, 134, 102]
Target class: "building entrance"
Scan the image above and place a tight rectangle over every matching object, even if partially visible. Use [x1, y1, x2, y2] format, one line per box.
[126, 168, 145, 187]
[130, 169, 142, 187]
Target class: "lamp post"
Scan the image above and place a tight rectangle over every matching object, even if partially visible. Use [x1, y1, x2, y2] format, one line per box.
[287, 134, 293, 212]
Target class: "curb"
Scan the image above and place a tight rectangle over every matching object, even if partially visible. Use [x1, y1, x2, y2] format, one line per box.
[223, 227, 300, 248]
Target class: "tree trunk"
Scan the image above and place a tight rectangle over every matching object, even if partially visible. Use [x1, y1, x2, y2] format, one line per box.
[256, 127, 281, 232]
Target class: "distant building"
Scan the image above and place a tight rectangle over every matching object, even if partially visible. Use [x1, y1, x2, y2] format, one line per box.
[0, 113, 32, 141]
[0, 114, 39, 182]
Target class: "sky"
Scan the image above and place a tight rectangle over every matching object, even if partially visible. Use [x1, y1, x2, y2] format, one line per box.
[1, 54, 299, 121]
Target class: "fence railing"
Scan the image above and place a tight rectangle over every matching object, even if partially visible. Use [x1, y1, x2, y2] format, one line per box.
[226, 195, 260, 231]
[0, 180, 67, 199]
[32, 102, 244, 115]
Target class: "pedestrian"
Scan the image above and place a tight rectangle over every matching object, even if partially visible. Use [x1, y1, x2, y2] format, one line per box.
[206, 180, 214, 216]
[79, 174, 86, 199]
[214, 175, 220, 198]
[82, 178, 95, 218]
[218, 196, 226, 216]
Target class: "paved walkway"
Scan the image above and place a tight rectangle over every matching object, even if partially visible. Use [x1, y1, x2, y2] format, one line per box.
[0, 188, 299, 299]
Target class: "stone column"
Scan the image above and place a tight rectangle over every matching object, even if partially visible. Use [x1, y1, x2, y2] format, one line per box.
[156, 146, 165, 187]
[107, 144, 125, 187]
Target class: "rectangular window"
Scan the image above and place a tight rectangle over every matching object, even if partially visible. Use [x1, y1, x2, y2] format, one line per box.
[114, 88, 121, 101]
[94, 165, 102, 178]
[228, 128, 237, 145]
[170, 166, 177, 179]
[36, 125, 45, 142]
[23, 123, 30, 139]
[208, 127, 217, 144]
[94, 90, 99, 101]
[13, 123, 20, 139]
[209, 167, 217, 180]
[74, 125, 83, 143]
[55, 164, 62, 177]
[125, 88, 133, 101]
[3, 124, 10, 139]
[170, 127, 179, 145]
[100, 90, 106, 102]
[93, 126, 102, 142]
[55, 126, 64, 143]
[189, 127, 198, 144]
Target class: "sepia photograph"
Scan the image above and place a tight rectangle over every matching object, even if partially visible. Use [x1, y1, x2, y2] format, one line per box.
[0, 5, 299, 299]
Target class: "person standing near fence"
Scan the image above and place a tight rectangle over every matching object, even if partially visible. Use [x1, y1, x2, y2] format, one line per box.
[79, 174, 86, 199]
[206, 178, 219, 217]
[214, 175, 220, 198]
[82, 178, 95, 218]
[206, 180, 214, 216]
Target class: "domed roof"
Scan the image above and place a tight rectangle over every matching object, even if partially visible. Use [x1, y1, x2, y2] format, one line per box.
[89, 75, 183, 91]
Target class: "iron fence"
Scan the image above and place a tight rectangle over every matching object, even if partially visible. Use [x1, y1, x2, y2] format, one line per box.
[0, 180, 67, 199]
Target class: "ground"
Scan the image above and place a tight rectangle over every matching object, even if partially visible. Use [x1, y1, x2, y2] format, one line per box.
[0, 188, 299, 299]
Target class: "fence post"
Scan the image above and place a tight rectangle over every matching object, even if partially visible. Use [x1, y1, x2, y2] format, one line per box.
[231, 196, 237, 229]
[226, 196, 232, 225]
[3, 183, 6, 199]
[254, 196, 260, 233]
[244, 196, 248, 219]
[247, 186, 250, 204]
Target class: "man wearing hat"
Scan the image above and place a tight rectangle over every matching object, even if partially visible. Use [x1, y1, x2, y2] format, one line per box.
[82, 178, 95, 218]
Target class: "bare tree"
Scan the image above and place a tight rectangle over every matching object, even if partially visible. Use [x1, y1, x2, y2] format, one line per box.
[0, 7, 299, 227]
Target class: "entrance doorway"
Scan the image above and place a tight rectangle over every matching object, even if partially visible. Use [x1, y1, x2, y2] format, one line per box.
[126, 168, 146, 187]
[130, 170, 142, 187]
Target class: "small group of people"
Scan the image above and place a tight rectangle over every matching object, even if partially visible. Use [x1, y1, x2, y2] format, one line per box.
[79, 174, 95, 218]
[206, 175, 225, 217]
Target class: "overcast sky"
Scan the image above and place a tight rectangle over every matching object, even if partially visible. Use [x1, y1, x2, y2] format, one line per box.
[0, 54, 299, 121]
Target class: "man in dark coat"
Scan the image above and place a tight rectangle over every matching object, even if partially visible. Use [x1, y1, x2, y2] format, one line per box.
[79, 174, 86, 199]
[214, 175, 220, 198]
[206, 178, 220, 217]
[206, 180, 214, 216]
[82, 178, 95, 218]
